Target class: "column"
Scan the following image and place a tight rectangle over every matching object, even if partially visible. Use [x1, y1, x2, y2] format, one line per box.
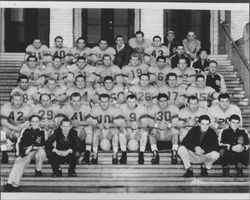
[73, 8, 82, 43]
[210, 10, 219, 55]
[0, 8, 5, 52]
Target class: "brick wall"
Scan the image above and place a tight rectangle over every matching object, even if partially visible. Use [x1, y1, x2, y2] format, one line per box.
[231, 10, 249, 41]
[49, 9, 73, 48]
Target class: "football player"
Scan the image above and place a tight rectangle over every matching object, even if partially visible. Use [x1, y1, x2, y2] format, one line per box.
[70, 37, 91, 59]
[170, 45, 191, 69]
[47, 56, 68, 83]
[25, 38, 49, 60]
[49, 36, 69, 59]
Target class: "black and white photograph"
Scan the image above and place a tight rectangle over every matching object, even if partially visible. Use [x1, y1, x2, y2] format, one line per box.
[0, 1, 249, 200]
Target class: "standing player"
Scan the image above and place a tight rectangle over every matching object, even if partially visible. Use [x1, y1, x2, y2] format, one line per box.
[62, 92, 92, 163]
[70, 37, 91, 59]
[25, 38, 49, 60]
[49, 36, 69, 59]
[119, 94, 148, 164]
[178, 95, 207, 142]
[158, 73, 187, 108]
[149, 56, 172, 87]
[144, 35, 170, 65]
[148, 93, 179, 164]
[1, 92, 31, 163]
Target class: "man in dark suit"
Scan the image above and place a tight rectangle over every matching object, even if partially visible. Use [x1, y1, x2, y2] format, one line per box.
[178, 115, 220, 177]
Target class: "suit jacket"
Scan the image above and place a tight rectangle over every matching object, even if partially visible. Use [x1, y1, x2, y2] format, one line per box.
[113, 44, 132, 68]
[192, 59, 210, 72]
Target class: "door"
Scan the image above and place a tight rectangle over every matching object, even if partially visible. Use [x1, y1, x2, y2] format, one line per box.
[82, 9, 134, 47]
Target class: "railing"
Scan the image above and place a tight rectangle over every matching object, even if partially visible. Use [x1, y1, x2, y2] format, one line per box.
[220, 21, 250, 71]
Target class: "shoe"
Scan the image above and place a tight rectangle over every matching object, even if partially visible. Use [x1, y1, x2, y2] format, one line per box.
[151, 151, 159, 164]
[82, 151, 90, 164]
[112, 153, 118, 164]
[68, 168, 77, 177]
[119, 152, 127, 164]
[1, 151, 9, 164]
[222, 167, 230, 177]
[91, 154, 98, 165]
[4, 184, 14, 192]
[52, 169, 62, 177]
[236, 168, 244, 177]
[35, 170, 43, 177]
[183, 168, 193, 177]
[138, 151, 144, 165]
[201, 167, 208, 177]
[171, 150, 178, 164]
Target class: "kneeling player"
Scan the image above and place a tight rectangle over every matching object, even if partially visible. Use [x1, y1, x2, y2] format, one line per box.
[148, 93, 179, 164]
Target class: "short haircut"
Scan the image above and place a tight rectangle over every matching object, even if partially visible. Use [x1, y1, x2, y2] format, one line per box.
[60, 117, 72, 126]
[99, 38, 108, 44]
[218, 93, 230, 101]
[76, 37, 85, 43]
[33, 38, 42, 42]
[115, 35, 123, 40]
[102, 54, 111, 60]
[127, 93, 137, 101]
[157, 93, 169, 101]
[188, 95, 199, 103]
[99, 93, 110, 101]
[156, 56, 166, 62]
[104, 76, 113, 83]
[196, 74, 205, 81]
[209, 60, 218, 66]
[77, 56, 86, 62]
[29, 114, 41, 121]
[178, 56, 188, 64]
[18, 74, 29, 83]
[40, 93, 51, 101]
[198, 115, 211, 123]
[131, 53, 140, 59]
[54, 36, 63, 42]
[135, 31, 144, 37]
[53, 56, 61, 61]
[139, 73, 150, 80]
[196, 48, 210, 56]
[167, 72, 177, 80]
[75, 74, 86, 82]
[153, 35, 161, 41]
[229, 114, 241, 122]
[70, 92, 81, 100]
[27, 55, 37, 62]
[11, 91, 22, 98]
[177, 44, 184, 48]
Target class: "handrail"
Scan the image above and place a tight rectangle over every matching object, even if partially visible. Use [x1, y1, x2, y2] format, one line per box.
[220, 21, 250, 71]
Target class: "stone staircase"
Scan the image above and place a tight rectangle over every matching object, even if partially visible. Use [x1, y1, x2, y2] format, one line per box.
[0, 53, 250, 193]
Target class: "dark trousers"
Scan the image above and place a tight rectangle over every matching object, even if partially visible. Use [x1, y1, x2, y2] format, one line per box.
[220, 148, 249, 167]
[46, 150, 80, 172]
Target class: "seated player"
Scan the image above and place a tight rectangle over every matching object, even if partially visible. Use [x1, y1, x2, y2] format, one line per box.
[25, 38, 49, 60]
[205, 60, 227, 94]
[47, 56, 68, 83]
[172, 57, 196, 89]
[148, 93, 179, 164]
[128, 73, 158, 107]
[144, 35, 170, 65]
[91, 39, 116, 64]
[149, 56, 172, 87]
[182, 31, 201, 60]
[158, 73, 187, 108]
[208, 93, 242, 134]
[122, 53, 149, 86]
[70, 37, 91, 59]
[178, 95, 207, 142]
[61, 92, 92, 163]
[178, 115, 220, 177]
[46, 118, 80, 177]
[11, 75, 39, 105]
[0, 92, 31, 164]
[119, 94, 148, 164]
[49, 36, 69, 60]
[90, 94, 122, 164]
[170, 45, 191, 69]
[4, 115, 46, 192]
[186, 74, 218, 109]
[220, 114, 249, 177]
[192, 49, 210, 73]
[32, 93, 61, 139]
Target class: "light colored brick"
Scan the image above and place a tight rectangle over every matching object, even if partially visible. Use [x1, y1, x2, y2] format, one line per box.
[73, 8, 82, 45]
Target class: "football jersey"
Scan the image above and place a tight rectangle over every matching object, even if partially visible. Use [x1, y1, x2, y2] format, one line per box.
[95, 64, 122, 79]
[26, 44, 49, 60]
[47, 64, 68, 82]
[96, 85, 125, 104]
[122, 63, 149, 81]
[171, 67, 196, 88]
[0, 102, 31, 125]
[149, 65, 172, 87]
[91, 46, 116, 61]
[62, 104, 91, 122]
[186, 86, 215, 101]
[70, 46, 92, 58]
[38, 85, 66, 103]
[11, 86, 38, 105]
[32, 104, 61, 126]
[144, 45, 170, 64]
[91, 105, 121, 124]
[119, 103, 147, 123]
[128, 38, 151, 55]
[68, 63, 96, 78]
[49, 46, 70, 59]
[207, 103, 242, 127]
[20, 63, 41, 82]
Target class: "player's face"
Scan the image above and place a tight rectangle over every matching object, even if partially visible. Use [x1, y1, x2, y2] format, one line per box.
[208, 63, 217, 74]
[28, 58, 37, 68]
[199, 51, 208, 60]
[99, 40, 108, 50]
[229, 119, 240, 131]
[71, 96, 81, 108]
[143, 55, 151, 65]
[157, 58, 166, 68]
[33, 39, 42, 49]
[127, 97, 137, 109]
[158, 97, 168, 108]
[55, 38, 63, 48]
[77, 59, 86, 68]
[187, 32, 195, 41]
[219, 98, 230, 110]
[103, 56, 111, 66]
[166, 33, 175, 42]
[12, 96, 23, 107]
[188, 99, 198, 112]
[177, 46, 184, 55]
[19, 78, 29, 90]
[168, 76, 177, 87]
[153, 38, 161, 47]
[199, 119, 210, 133]
[140, 75, 149, 87]
[53, 58, 61, 68]
[75, 77, 85, 89]
[30, 117, 40, 129]
[77, 39, 86, 49]
[116, 37, 124, 47]
[178, 59, 187, 71]
[41, 95, 51, 108]
[60, 121, 72, 136]
[47, 80, 56, 91]
[100, 97, 110, 110]
[104, 80, 113, 90]
[130, 56, 139, 66]
[196, 77, 205, 88]
[135, 34, 144, 43]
